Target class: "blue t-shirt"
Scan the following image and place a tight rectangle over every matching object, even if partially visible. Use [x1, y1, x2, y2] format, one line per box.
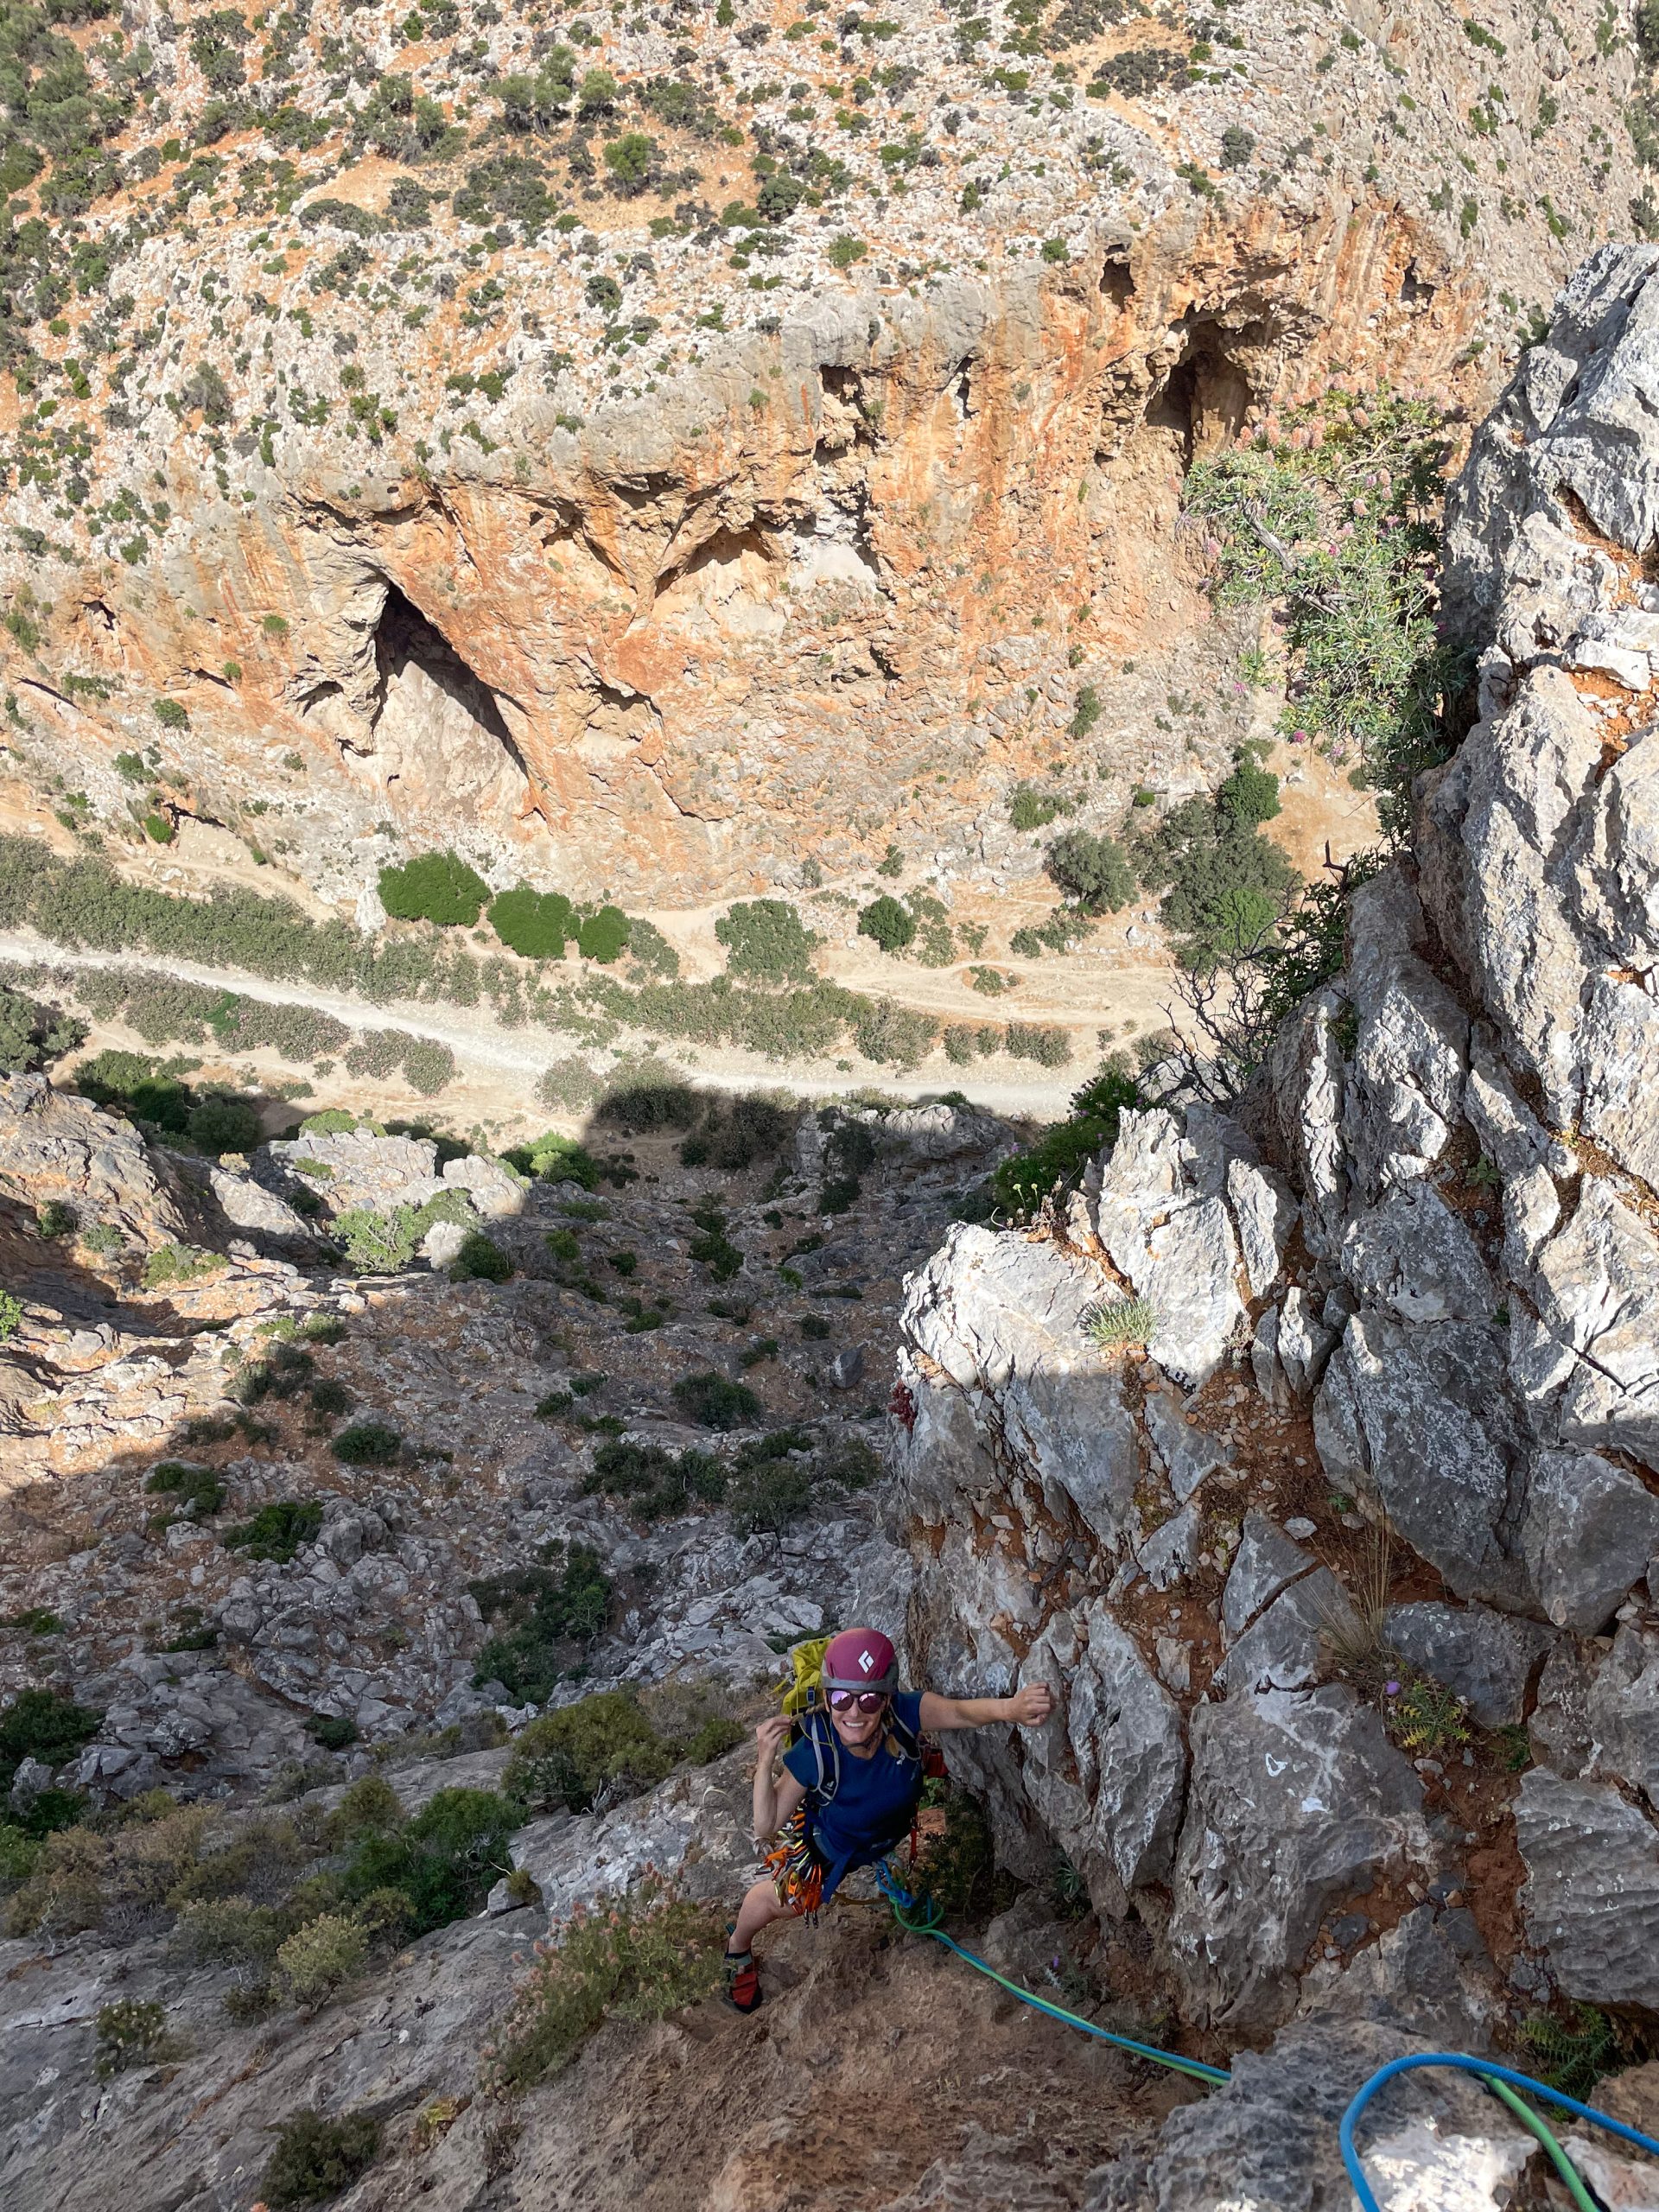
[783, 1689, 925, 1901]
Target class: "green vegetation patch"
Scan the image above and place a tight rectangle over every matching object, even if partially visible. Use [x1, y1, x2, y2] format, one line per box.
[378, 851, 490, 927]
[470, 1541, 613, 1703]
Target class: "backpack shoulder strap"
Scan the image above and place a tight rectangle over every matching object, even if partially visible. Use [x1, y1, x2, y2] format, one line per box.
[804, 1707, 840, 1803]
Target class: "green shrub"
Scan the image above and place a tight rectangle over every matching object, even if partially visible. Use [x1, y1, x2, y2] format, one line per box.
[170, 1897, 289, 1967]
[1216, 753, 1281, 826]
[327, 1776, 405, 1844]
[262, 2109, 383, 2207]
[1130, 773, 1300, 969]
[489, 884, 575, 959]
[679, 1094, 792, 1172]
[0, 1689, 101, 1796]
[486, 1866, 721, 2088]
[142, 1244, 224, 1290]
[853, 999, 937, 1069]
[187, 1092, 261, 1155]
[36, 1200, 75, 1239]
[596, 1070, 698, 1134]
[1004, 1023, 1072, 1068]
[341, 1787, 517, 1936]
[1009, 785, 1068, 830]
[93, 1997, 170, 2078]
[378, 851, 490, 926]
[0, 984, 83, 1073]
[471, 1542, 613, 1702]
[856, 894, 915, 952]
[1080, 1294, 1157, 1346]
[0, 1291, 22, 1342]
[402, 1041, 454, 1097]
[332, 1421, 402, 1466]
[272, 1912, 369, 2008]
[582, 1438, 728, 1522]
[575, 905, 631, 962]
[10, 1606, 62, 1636]
[687, 1211, 744, 1281]
[305, 1714, 359, 1752]
[907, 1789, 1001, 1923]
[505, 1129, 601, 1186]
[153, 697, 188, 729]
[222, 1499, 324, 1561]
[145, 1461, 226, 1518]
[728, 1449, 812, 1535]
[1518, 2004, 1619, 2101]
[990, 1055, 1140, 1220]
[451, 1230, 512, 1282]
[715, 899, 816, 982]
[1184, 391, 1459, 840]
[1069, 683, 1101, 738]
[1043, 830, 1135, 913]
[502, 1690, 672, 1813]
[671, 1371, 760, 1429]
[486, 1875, 723, 2091]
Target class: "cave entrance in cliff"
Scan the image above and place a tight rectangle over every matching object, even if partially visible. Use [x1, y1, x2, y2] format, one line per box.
[369, 580, 530, 813]
[1147, 321, 1256, 472]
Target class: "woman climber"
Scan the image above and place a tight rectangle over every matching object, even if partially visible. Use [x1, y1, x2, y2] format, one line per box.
[722, 1624, 1054, 2012]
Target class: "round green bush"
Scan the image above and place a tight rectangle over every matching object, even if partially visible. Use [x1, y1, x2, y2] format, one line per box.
[378, 852, 490, 927]
[451, 1230, 512, 1282]
[856, 894, 916, 953]
[1042, 830, 1135, 914]
[331, 1421, 402, 1466]
[489, 883, 575, 959]
[575, 905, 631, 963]
[263, 2108, 382, 2208]
[186, 1092, 261, 1156]
[671, 1371, 760, 1430]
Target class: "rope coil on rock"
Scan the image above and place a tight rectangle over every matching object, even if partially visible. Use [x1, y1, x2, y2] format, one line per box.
[875, 1865, 1659, 2205]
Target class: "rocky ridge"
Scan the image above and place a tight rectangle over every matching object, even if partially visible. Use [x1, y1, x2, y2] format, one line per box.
[893, 246, 1659, 2071]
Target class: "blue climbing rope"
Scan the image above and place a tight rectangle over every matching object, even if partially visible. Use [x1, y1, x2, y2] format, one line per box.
[876, 1866, 1659, 2201]
[1340, 2052, 1659, 2212]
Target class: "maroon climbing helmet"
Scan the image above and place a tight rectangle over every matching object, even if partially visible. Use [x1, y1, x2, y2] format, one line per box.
[819, 1626, 898, 1695]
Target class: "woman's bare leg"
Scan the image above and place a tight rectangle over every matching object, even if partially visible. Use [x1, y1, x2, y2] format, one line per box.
[728, 1876, 791, 1953]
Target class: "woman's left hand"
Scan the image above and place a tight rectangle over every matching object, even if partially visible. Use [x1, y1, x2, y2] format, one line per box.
[1008, 1682, 1055, 1728]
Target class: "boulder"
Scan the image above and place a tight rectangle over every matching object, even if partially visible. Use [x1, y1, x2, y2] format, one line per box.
[1221, 1513, 1315, 1643]
[1584, 1623, 1659, 1811]
[1022, 1605, 1185, 1909]
[1313, 1313, 1523, 1605]
[1521, 1446, 1659, 1633]
[1219, 1569, 1351, 1699]
[1085, 2013, 1533, 2212]
[1088, 1109, 1247, 1389]
[1515, 1769, 1659, 2011]
[1167, 1687, 1427, 2033]
[1382, 1602, 1554, 1728]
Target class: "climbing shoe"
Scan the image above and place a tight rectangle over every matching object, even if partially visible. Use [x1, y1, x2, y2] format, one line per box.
[722, 1946, 762, 2013]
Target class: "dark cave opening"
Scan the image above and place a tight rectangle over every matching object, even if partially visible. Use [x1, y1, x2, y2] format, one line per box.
[372, 579, 527, 777]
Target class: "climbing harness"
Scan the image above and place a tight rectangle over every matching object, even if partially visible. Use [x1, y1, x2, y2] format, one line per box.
[874, 1867, 1659, 2200]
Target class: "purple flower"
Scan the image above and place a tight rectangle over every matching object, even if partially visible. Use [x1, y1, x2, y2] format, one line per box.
[1384, 1680, 1401, 1696]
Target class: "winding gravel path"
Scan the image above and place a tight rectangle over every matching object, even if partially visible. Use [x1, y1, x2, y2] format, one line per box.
[0, 928, 1084, 1119]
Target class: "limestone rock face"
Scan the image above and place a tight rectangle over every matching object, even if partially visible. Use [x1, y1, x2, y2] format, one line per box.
[0, 0, 1637, 916]
[897, 246, 1659, 2041]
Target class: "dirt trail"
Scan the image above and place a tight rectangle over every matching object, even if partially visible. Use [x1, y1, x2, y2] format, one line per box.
[0, 929, 1091, 1122]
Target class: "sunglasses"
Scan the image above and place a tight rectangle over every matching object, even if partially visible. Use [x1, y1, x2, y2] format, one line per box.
[827, 1689, 888, 1714]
